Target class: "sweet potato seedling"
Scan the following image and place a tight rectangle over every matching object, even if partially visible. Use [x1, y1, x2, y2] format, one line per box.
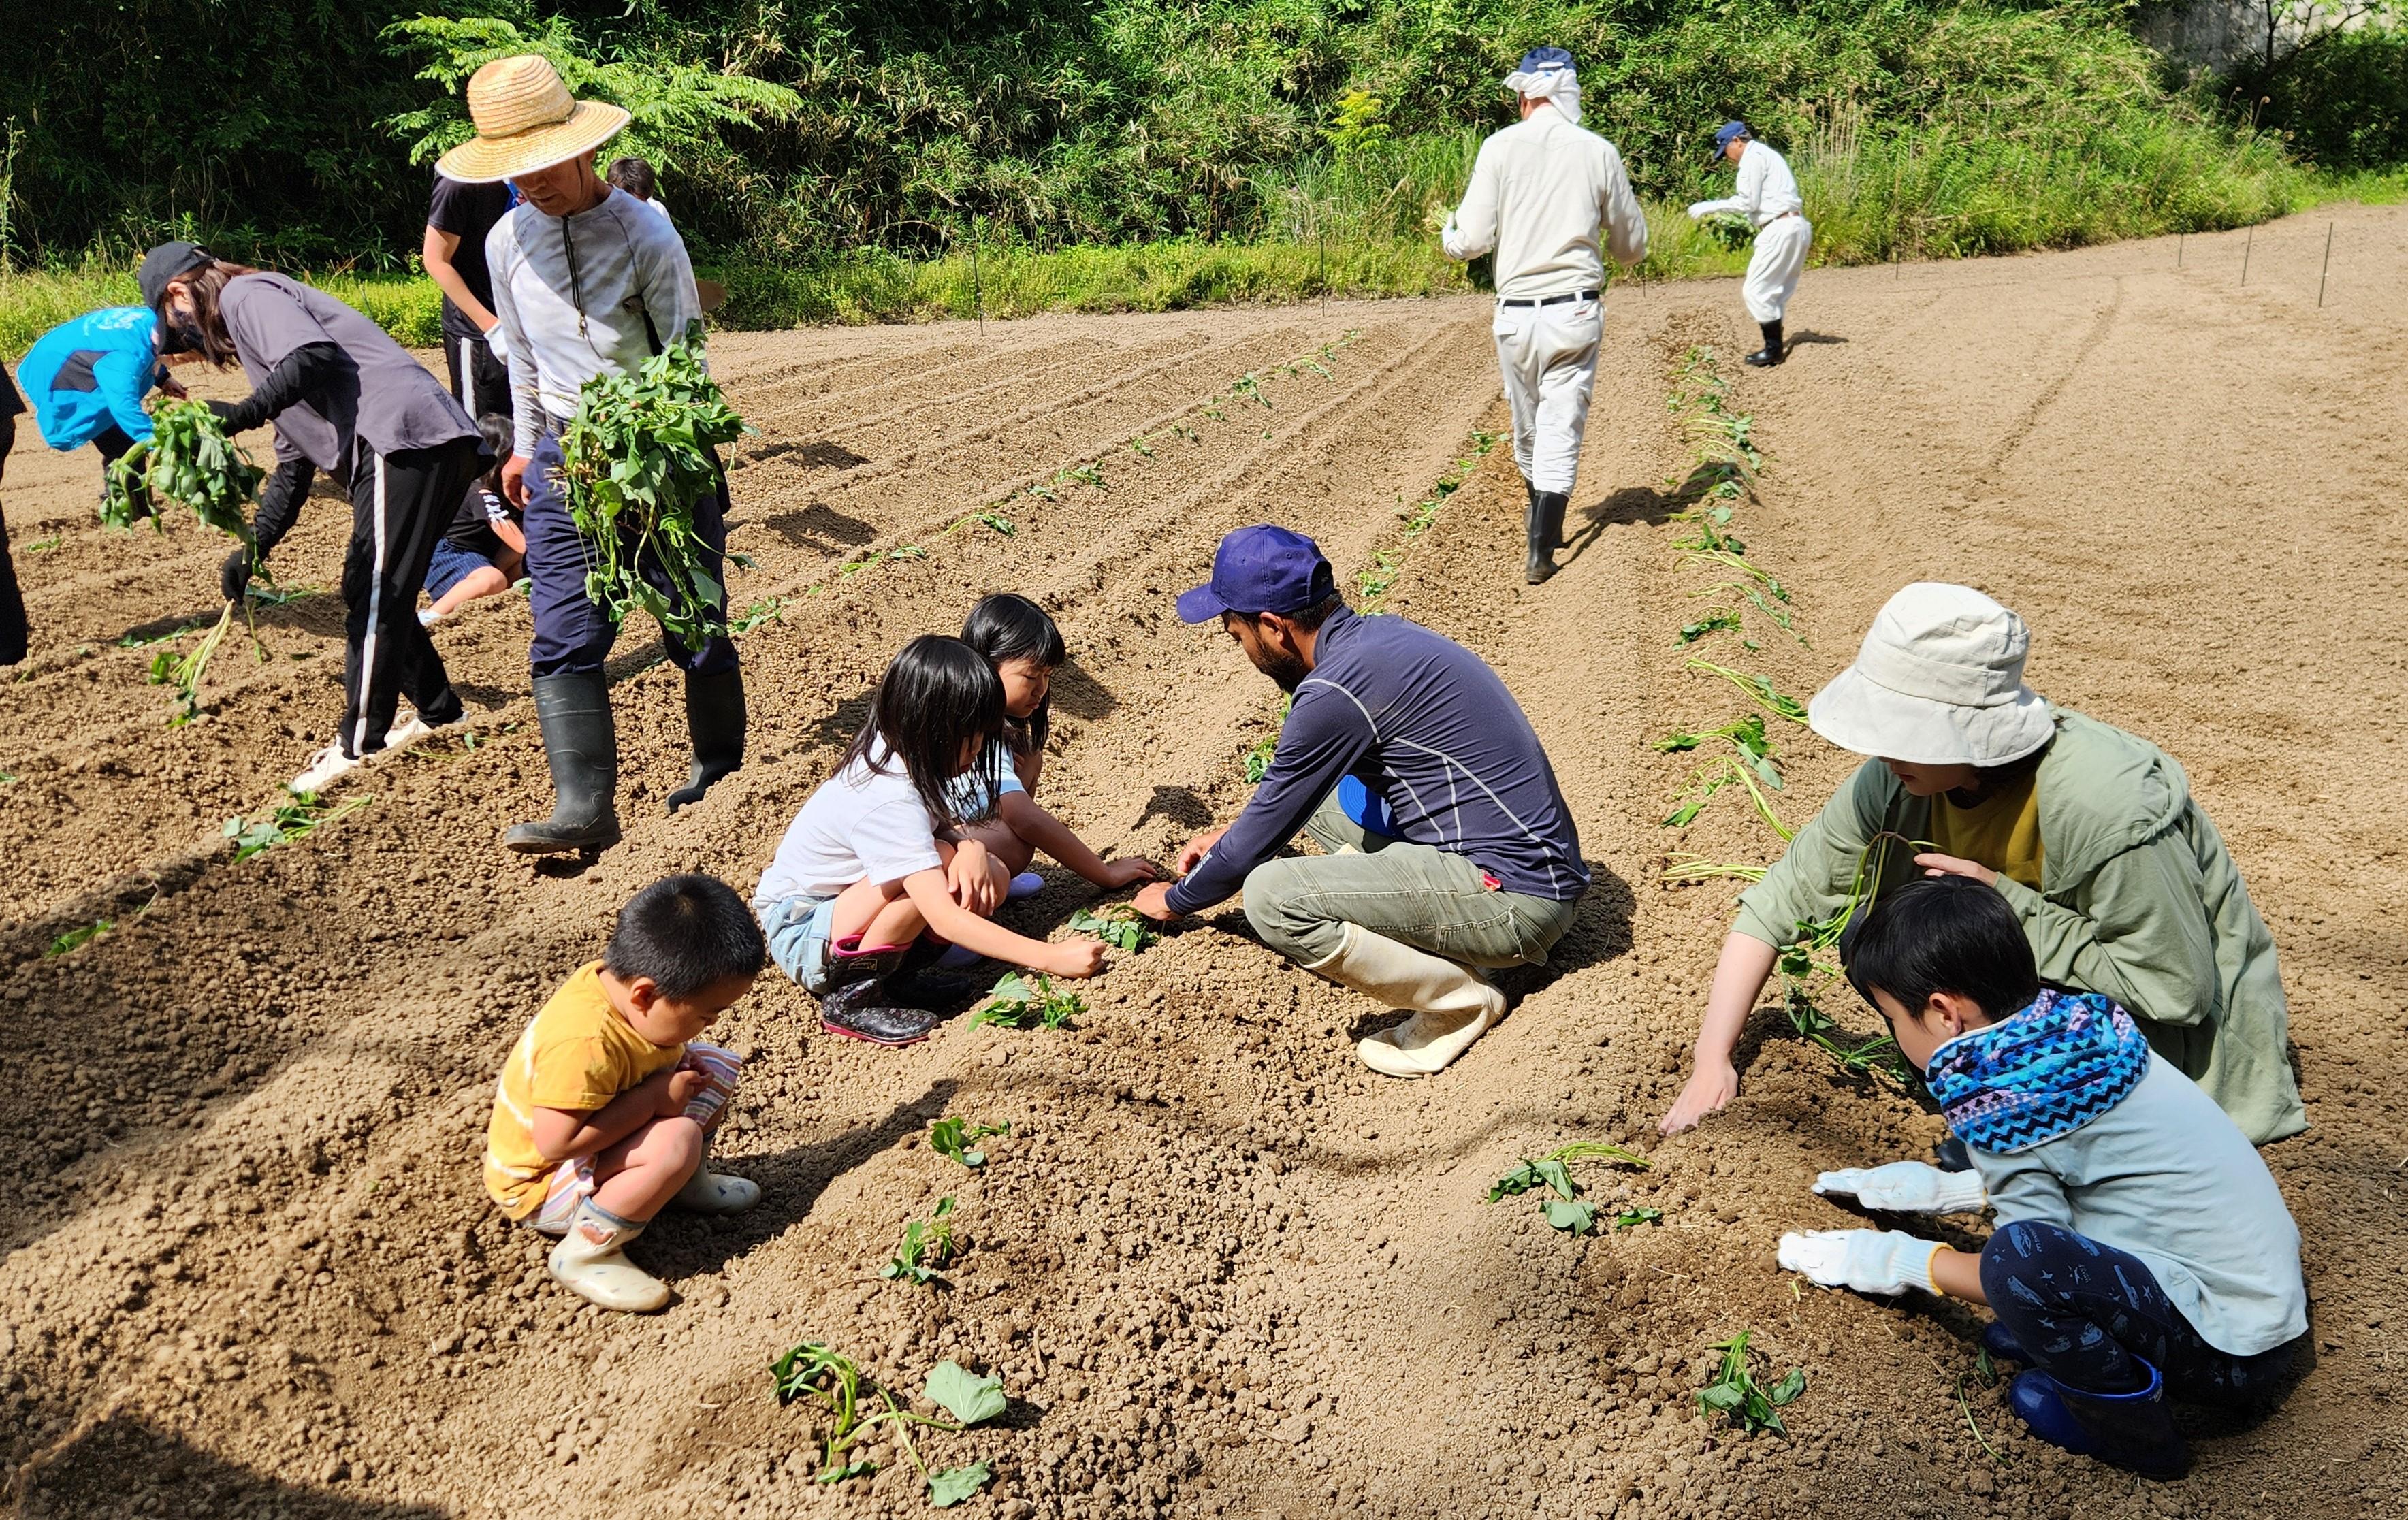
[732, 596, 785, 634]
[1067, 903, 1157, 953]
[46, 919, 112, 956]
[882, 1197, 959, 1287]
[1486, 1142, 1651, 1235]
[770, 1343, 1007, 1506]
[223, 793, 371, 863]
[1659, 853, 1769, 886]
[927, 1116, 1009, 1169]
[1685, 659, 1809, 723]
[1697, 1330, 1805, 1436]
[1611, 1206, 1665, 1231]
[969, 972, 1082, 1031]
[102, 398, 263, 548]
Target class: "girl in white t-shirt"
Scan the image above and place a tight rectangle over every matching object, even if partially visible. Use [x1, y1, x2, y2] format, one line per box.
[953, 594, 1160, 894]
[754, 635, 1106, 1045]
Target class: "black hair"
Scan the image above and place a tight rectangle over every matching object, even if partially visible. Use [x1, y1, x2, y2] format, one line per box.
[603, 874, 767, 998]
[846, 634, 1006, 827]
[1840, 874, 2040, 1024]
[475, 413, 513, 496]
[1232, 590, 1347, 635]
[605, 156, 659, 199]
[961, 592, 1067, 756]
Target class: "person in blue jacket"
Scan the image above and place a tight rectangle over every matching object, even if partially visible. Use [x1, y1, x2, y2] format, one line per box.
[14, 306, 188, 500]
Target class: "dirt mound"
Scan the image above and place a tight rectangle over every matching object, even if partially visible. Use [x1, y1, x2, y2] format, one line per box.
[3, 204, 2405, 1519]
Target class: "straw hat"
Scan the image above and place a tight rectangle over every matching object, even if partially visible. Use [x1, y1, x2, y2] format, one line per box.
[1806, 583, 2057, 767]
[434, 55, 630, 184]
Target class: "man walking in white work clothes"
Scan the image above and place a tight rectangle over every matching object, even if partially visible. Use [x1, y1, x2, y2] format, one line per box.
[1688, 122, 1812, 368]
[1441, 46, 1647, 585]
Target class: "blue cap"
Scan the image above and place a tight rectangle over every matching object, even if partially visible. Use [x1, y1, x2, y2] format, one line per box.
[1714, 121, 1751, 159]
[1176, 525, 1336, 624]
[1516, 46, 1575, 76]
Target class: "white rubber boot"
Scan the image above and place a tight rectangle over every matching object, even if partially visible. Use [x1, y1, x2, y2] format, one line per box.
[1304, 923, 1507, 1078]
[547, 1201, 671, 1312]
[672, 1139, 760, 1215]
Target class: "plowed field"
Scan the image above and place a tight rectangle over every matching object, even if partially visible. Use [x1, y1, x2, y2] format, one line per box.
[3, 204, 2403, 1520]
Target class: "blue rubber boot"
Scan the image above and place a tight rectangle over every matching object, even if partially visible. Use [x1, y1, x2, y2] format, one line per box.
[2008, 1359, 2189, 1480]
[1981, 1320, 2027, 1364]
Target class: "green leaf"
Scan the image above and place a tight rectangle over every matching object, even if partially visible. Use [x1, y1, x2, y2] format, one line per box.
[1698, 1383, 1746, 1411]
[925, 1362, 1007, 1426]
[1768, 1368, 1807, 1406]
[817, 1457, 876, 1483]
[1486, 1160, 1543, 1202]
[927, 1461, 994, 1506]
[1541, 1197, 1600, 1235]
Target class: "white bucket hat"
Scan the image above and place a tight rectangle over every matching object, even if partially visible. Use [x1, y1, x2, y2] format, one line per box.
[1806, 583, 2055, 766]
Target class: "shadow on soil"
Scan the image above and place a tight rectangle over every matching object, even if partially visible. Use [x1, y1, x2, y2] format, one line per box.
[14, 1411, 449, 1519]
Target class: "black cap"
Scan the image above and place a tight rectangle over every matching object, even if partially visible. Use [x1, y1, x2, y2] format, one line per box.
[138, 242, 214, 311]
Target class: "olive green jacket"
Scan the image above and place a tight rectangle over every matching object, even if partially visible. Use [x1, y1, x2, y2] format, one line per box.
[1735, 707, 2307, 1143]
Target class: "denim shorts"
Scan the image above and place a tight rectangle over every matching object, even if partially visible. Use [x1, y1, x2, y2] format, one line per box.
[760, 894, 840, 995]
[424, 536, 498, 600]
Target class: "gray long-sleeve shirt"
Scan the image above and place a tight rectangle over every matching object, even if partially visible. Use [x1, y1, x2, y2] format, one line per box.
[1973, 1052, 2306, 1357]
[484, 189, 703, 455]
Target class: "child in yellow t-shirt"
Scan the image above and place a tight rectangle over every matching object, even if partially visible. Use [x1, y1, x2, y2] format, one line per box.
[485, 874, 767, 1312]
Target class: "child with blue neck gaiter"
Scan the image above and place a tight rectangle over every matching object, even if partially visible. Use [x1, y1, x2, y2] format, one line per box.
[1778, 875, 2306, 1481]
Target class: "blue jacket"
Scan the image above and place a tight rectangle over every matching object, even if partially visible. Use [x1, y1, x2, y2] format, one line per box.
[1166, 607, 1588, 913]
[16, 307, 164, 450]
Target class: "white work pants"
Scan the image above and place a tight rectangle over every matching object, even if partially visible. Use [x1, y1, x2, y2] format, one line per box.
[1743, 216, 1812, 323]
[1491, 295, 1601, 496]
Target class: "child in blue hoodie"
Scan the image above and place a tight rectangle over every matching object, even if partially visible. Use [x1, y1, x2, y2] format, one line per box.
[15, 306, 185, 498]
[1778, 875, 2305, 1480]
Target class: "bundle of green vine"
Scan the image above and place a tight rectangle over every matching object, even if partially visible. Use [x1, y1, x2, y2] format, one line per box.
[558, 323, 748, 649]
[102, 397, 262, 550]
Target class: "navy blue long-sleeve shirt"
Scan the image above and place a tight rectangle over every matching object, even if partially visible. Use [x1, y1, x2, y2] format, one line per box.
[1167, 607, 1587, 914]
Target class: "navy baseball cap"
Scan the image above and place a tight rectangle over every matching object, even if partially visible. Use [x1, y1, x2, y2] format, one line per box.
[1713, 121, 1751, 159]
[138, 241, 213, 312]
[1176, 525, 1336, 624]
[1515, 46, 1575, 76]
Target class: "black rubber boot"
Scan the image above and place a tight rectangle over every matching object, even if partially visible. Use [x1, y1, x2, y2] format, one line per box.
[502, 671, 622, 855]
[1524, 491, 1558, 585]
[817, 941, 938, 1046]
[1539, 489, 1569, 551]
[665, 667, 746, 814]
[1745, 320, 1785, 367]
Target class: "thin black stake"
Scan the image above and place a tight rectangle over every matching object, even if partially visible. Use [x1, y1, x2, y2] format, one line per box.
[968, 219, 986, 336]
[2241, 225, 2253, 287]
[1318, 204, 1328, 313]
[2177, 232, 2183, 268]
[2317, 221, 2333, 308]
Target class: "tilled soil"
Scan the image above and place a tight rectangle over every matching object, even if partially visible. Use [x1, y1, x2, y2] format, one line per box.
[3, 204, 2403, 1519]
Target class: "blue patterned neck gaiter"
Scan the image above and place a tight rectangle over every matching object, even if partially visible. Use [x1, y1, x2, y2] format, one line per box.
[1926, 988, 2150, 1153]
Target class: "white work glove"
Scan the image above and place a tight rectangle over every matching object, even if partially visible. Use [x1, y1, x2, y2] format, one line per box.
[1813, 1161, 1987, 1215]
[482, 318, 513, 369]
[1686, 201, 1712, 220]
[1778, 1229, 1942, 1295]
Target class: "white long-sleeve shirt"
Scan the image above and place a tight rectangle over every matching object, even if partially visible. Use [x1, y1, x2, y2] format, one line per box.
[485, 188, 704, 456]
[1690, 140, 1803, 229]
[1441, 103, 1647, 298]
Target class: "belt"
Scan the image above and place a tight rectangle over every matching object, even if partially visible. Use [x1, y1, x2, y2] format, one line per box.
[1498, 289, 1600, 308]
[1770, 210, 1800, 222]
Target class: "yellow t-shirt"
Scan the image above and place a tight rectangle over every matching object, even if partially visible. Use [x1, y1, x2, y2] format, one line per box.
[483, 962, 687, 1218]
[1930, 774, 2045, 892]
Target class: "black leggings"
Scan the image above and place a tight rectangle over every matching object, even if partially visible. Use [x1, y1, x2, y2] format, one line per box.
[0, 413, 22, 665]
[1980, 1220, 2296, 1405]
[338, 436, 483, 756]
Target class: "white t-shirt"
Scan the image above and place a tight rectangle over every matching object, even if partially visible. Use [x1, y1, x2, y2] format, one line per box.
[754, 751, 944, 908]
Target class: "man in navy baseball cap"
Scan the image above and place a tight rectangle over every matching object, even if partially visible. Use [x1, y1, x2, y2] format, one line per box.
[1138, 523, 1589, 1079]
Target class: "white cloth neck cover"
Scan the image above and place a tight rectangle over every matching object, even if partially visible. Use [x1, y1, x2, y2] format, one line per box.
[1503, 64, 1581, 125]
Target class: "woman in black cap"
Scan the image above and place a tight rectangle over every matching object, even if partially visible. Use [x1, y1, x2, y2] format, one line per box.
[140, 241, 487, 792]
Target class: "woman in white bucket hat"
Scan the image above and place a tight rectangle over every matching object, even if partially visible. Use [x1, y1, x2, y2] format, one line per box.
[1661, 583, 2305, 1145]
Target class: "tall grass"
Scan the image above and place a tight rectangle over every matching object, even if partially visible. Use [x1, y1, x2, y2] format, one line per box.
[0, 262, 440, 362]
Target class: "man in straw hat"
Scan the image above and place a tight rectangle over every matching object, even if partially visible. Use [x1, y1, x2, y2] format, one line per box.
[1440, 46, 1647, 586]
[438, 54, 745, 855]
[1659, 582, 2305, 1146]
[1687, 122, 1811, 368]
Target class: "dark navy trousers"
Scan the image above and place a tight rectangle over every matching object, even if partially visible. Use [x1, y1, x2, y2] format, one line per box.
[1980, 1220, 2296, 1404]
[521, 426, 739, 680]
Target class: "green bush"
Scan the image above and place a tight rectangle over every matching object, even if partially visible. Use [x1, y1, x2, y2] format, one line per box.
[2243, 31, 2408, 174]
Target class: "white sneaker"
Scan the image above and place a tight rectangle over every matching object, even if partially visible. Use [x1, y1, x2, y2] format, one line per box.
[382, 709, 434, 748]
[417, 607, 443, 628]
[287, 743, 360, 796]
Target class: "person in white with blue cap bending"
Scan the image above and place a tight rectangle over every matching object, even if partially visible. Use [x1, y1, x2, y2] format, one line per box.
[1440, 46, 1647, 585]
[1689, 121, 1812, 367]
